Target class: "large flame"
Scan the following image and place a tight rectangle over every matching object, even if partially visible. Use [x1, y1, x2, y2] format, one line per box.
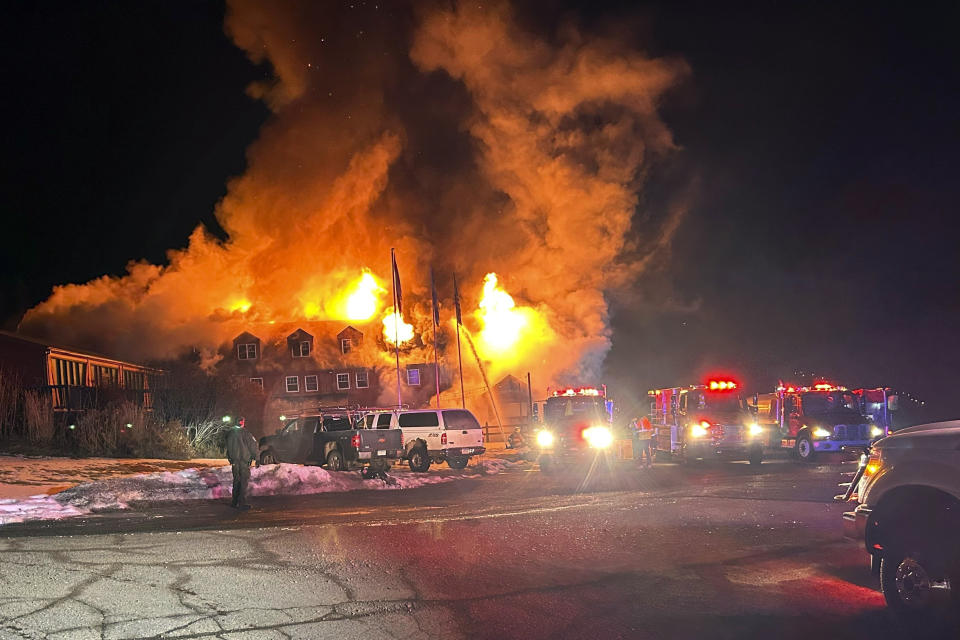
[343, 272, 385, 321]
[382, 307, 414, 346]
[477, 273, 526, 353]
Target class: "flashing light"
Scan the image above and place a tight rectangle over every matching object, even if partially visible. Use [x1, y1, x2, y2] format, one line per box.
[812, 427, 832, 438]
[583, 425, 613, 449]
[690, 423, 709, 438]
[863, 454, 882, 478]
[707, 379, 738, 391]
[279, 415, 287, 422]
[813, 383, 834, 391]
[68, 424, 76, 430]
[553, 387, 602, 397]
[125, 423, 133, 428]
[222, 416, 231, 423]
[749, 423, 763, 436]
[870, 426, 884, 438]
[536, 430, 555, 448]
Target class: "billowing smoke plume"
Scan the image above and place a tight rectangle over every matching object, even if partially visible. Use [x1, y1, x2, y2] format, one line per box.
[21, 0, 687, 399]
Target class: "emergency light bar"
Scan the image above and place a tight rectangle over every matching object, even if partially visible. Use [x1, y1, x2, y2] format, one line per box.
[707, 380, 738, 391]
[553, 387, 603, 397]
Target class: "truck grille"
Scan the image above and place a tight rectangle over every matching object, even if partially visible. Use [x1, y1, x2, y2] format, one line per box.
[833, 424, 868, 441]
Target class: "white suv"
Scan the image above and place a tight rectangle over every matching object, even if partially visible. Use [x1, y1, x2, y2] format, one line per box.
[843, 420, 960, 616]
[364, 409, 486, 471]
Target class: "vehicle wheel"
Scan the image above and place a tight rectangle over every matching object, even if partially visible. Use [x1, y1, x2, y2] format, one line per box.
[446, 456, 468, 470]
[539, 455, 554, 473]
[880, 547, 938, 616]
[260, 450, 277, 466]
[796, 434, 816, 462]
[407, 446, 431, 472]
[326, 449, 345, 472]
[749, 447, 763, 466]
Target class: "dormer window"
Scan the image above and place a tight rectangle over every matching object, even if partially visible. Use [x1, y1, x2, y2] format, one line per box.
[238, 343, 258, 360]
[295, 341, 311, 357]
[341, 338, 352, 354]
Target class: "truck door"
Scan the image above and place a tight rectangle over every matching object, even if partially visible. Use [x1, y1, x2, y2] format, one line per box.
[274, 419, 301, 461]
[301, 417, 321, 463]
[398, 411, 443, 451]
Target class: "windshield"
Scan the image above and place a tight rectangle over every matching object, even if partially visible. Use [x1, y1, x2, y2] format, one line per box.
[700, 392, 745, 413]
[544, 396, 606, 422]
[801, 391, 861, 415]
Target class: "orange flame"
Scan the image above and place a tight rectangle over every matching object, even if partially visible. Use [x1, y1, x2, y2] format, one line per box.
[382, 306, 414, 345]
[477, 273, 526, 352]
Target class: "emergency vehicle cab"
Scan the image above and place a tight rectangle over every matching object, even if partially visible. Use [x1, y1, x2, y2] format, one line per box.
[754, 383, 884, 462]
[534, 387, 615, 473]
[649, 380, 765, 465]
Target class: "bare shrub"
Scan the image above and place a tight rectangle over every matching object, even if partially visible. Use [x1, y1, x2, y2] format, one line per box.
[23, 390, 54, 446]
[0, 367, 21, 440]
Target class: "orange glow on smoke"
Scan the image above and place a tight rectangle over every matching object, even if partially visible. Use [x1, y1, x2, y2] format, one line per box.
[301, 271, 386, 321]
[382, 306, 414, 345]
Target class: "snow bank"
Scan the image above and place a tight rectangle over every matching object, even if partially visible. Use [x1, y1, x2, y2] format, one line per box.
[0, 463, 457, 526]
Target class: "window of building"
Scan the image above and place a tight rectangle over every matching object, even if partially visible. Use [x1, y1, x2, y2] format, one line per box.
[238, 343, 257, 360]
[407, 368, 421, 386]
[305, 375, 319, 392]
[294, 341, 310, 357]
[250, 377, 263, 389]
[92, 365, 119, 387]
[341, 338, 352, 354]
[355, 370, 369, 388]
[51, 358, 87, 387]
[285, 376, 299, 392]
[336, 373, 350, 390]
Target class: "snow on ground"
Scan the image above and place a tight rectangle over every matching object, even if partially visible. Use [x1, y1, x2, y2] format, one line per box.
[0, 454, 530, 526]
[0, 455, 227, 499]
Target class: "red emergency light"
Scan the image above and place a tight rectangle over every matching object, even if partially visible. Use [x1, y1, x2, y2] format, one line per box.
[707, 379, 738, 391]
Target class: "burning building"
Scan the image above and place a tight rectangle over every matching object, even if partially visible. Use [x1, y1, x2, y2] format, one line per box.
[217, 321, 443, 436]
[17, 1, 688, 418]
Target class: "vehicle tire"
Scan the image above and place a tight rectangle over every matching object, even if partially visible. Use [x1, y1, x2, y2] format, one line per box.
[749, 447, 763, 466]
[326, 449, 345, 472]
[260, 450, 277, 466]
[407, 446, 431, 472]
[446, 456, 468, 470]
[539, 455, 554, 474]
[796, 433, 816, 463]
[880, 546, 938, 616]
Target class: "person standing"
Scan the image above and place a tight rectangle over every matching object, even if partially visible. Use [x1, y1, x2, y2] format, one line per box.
[225, 417, 258, 510]
[631, 416, 653, 469]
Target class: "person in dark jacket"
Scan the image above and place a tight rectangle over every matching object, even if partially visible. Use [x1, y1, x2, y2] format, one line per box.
[225, 417, 258, 509]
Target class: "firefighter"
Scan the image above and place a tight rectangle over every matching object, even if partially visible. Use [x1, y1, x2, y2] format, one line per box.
[225, 416, 258, 510]
[633, 416, 654, 469]
[507, 427, 525, 449]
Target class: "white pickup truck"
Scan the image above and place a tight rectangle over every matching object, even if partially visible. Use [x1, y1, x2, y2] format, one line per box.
[363, 408, 486, 471]
[842, 420, 960, 616]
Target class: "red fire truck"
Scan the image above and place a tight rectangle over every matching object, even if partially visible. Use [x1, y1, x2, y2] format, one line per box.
[754, 383, 885, 462]
[648, 379, 765, 465]
[533, 387, 616, 473]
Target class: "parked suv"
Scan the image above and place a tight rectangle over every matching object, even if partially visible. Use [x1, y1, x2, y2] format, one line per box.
[258, 412, 403, 478]
[842, 420, 960, 615]
[365, 409, 485, 471]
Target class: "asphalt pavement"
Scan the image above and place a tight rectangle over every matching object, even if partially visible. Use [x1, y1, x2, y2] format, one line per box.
[1, 455, 956, 639]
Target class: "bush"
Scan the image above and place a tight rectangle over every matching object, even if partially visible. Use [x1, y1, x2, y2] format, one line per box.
[23, 390, 54, 446]
[70, 401, 192, 459]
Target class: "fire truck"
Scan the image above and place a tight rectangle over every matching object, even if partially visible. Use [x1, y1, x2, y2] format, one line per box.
[648, 379, 765, 465]
[754, 383, 885, 462]
[533, 387, 616, 473]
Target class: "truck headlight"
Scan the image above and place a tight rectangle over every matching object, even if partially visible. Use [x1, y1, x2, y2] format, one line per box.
[749, 423, 763, 436]
[536, 430, 554, 448]
[583, 425, 613, 449]
[690, 424, 708, 438]
[870, 426, 884, 438]
[812, 427, 831, 438]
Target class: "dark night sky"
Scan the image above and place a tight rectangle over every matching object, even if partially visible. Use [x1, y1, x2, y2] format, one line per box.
[2, 2, 957, 420]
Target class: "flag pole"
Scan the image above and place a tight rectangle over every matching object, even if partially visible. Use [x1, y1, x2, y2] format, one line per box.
[453, 273, 466, 409]
[431, 268, 441, 408]
[391, 248, 401, 408]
